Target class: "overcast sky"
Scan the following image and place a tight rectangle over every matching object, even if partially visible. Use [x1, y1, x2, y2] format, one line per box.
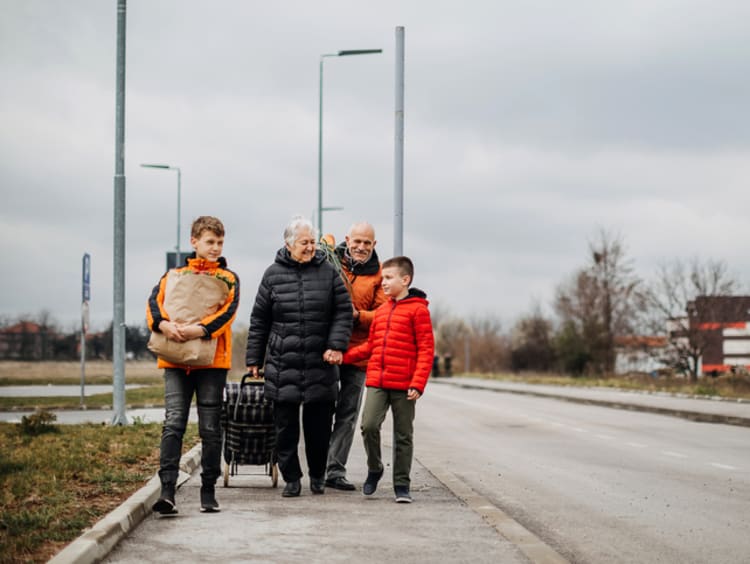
[2, 0, 750, 333]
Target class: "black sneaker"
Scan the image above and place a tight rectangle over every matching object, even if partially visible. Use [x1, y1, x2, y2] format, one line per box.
[282, 480, 301, 497]
[394, 485, 412, 503]
[200, 485, 220, 513]
[152, 483, 178, 515]
[362, 469, 384, 496]
[325, 476, 356, 491]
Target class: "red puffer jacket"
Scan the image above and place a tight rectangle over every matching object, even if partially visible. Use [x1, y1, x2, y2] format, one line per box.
[343, 288, 435, 394]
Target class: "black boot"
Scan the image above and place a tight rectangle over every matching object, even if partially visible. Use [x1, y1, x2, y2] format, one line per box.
[282, 479, 301, 497]
[200, 484, 220, 513]
[152, 483, 177, 515]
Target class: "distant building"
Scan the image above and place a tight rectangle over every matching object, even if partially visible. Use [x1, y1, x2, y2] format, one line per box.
[614, 335, 668, 374]
[689, 296, 750, 374]
[0, 321, 56, 360]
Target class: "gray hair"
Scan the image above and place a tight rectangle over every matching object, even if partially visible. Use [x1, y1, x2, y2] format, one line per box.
[283, 215, 317, 247]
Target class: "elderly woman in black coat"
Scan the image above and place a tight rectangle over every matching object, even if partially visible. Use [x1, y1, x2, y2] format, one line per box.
[246, 215, 352, 497]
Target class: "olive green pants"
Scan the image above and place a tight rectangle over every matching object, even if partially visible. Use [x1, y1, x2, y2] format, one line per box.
[360, 387, 416, 488]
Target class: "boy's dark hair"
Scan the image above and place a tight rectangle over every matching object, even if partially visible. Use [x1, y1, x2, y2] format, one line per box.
[382, 256, 414, 286]
[191, 216, 225, 238]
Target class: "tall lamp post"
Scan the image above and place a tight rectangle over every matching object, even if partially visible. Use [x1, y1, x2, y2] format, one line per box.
[141, 163, 182, 265]
[318, 48, 382, 235]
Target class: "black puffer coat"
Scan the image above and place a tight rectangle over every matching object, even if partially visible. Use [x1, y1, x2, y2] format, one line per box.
[245, 247, 352, 403]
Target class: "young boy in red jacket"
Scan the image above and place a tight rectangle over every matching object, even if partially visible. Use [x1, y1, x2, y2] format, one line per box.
[341, 256, 434, 503]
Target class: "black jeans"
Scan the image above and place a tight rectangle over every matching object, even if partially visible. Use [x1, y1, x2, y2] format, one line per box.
[158, 368, 227, 486]
[274, 400, 334, 482]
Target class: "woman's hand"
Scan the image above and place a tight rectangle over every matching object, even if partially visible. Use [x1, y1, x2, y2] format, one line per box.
[323, 349, 342, 365]
[246, 366, 260, 378]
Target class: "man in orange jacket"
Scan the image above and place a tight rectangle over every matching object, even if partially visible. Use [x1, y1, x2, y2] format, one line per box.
[325, 222, 386, 491]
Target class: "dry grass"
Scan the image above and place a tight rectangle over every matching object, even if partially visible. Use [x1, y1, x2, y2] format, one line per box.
[459, 371, 750, 400]
[0, 360, 163, 386]
[0, 360, 247, 387]
[0, 418, 199, 564]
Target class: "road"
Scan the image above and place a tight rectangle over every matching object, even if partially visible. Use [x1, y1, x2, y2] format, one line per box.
[418, 382, 750, 564]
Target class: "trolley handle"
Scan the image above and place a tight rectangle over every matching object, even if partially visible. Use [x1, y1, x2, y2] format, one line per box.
[241, 371, 264, 387]
[234, 371, 265, 421]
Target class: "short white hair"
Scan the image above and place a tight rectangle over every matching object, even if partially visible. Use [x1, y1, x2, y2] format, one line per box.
[284, 215, 317, 246]
[347, 221, 376, 238]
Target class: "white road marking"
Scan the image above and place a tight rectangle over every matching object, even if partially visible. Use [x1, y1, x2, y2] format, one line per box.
[710, 462, 738, 470]
[595, 434, 615, 440]
[626, 442, 648, 448]
[662, 450, 688, 459]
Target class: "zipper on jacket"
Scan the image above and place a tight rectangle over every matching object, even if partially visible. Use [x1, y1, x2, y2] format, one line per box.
[380, 300, 398, 387]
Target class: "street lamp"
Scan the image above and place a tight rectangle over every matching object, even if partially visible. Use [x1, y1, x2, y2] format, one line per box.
[141, 163, 182, 264]
[318, 48, 382, 236]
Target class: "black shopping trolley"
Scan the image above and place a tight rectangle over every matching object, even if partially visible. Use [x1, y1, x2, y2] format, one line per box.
[221, 373, 278, 487]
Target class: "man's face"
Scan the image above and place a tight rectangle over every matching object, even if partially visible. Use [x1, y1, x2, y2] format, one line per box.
[345, 225, 376, 264]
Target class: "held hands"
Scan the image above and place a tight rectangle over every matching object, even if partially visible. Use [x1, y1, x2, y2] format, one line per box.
[159, 320, 205, 342]
[323, 349, 343, 365]
[407, 388, 421, 401]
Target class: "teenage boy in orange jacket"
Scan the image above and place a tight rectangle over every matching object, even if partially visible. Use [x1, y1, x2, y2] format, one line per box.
[341, 256, 434, 503]
[146, 216, 239, 514]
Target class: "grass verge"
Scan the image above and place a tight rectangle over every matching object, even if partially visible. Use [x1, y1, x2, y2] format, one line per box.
[0, 360, 163, 386]
[455, 371, 750, 400]
[0, 385, 167, 411]
[0, 417, 198, 564]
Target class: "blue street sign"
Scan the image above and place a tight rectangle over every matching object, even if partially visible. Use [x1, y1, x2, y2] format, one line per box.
[82, 253, 91, 302]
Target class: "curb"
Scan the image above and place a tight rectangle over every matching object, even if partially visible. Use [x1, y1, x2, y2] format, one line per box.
[48, 443, 202, 564]
[434, 379, 750, 428]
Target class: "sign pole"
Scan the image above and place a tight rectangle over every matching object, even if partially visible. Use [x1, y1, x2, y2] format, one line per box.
[80, 253, 91, 408]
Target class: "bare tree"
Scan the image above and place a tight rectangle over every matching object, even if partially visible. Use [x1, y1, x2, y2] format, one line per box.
[555, 230, 644, 374]
[645, 258, 741, 382]
[511, 304, 556, 372]
[466, 316, 510, 373]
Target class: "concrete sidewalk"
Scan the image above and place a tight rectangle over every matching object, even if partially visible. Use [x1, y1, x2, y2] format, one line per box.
[96, 434, 540, 564]
[433, 377, 750, 427]
[49, 378, 749, 564]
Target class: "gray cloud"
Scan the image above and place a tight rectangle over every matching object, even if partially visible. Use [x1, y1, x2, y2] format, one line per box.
[2, 0, 750, 334]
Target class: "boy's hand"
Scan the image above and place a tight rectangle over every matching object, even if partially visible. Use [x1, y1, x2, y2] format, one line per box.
[407, 388, 421, 401]
[178, 324, 206, 341]
[158, 320, 186, 342]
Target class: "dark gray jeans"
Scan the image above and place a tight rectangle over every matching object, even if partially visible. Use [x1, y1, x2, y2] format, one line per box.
[326, 364, 366, 480]
[158, 367, 227, 486]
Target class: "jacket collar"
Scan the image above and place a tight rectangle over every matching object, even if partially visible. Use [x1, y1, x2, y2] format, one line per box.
[185, 253, 227, 270]
[335, 242, 380, 275]
[275, 247, 326, 267]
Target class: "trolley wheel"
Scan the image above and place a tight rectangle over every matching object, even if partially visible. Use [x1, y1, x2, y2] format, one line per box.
[271, 463, 279, 488]
[223, 459, 229, 487]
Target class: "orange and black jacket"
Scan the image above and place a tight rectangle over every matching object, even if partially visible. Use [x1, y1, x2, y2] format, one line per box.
[146, 254, 240, 370]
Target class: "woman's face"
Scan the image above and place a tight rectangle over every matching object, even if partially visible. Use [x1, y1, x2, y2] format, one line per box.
[287, 228, 316, 263]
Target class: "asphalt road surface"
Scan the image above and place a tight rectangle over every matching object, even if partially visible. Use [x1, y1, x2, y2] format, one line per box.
[418, 382, 750, 564]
